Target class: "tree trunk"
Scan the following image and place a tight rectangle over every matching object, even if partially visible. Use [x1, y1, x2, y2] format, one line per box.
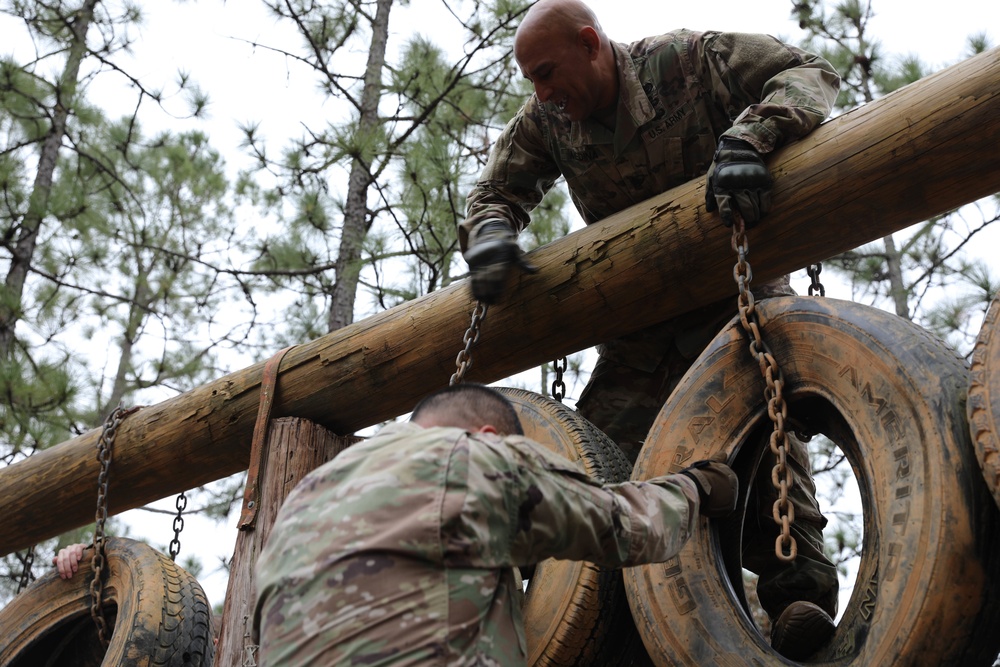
[328, 0, 393, 332]
[882, 233, 910, 318]
[214, 418, 354, 667]
[103, 279, 149, 419]
[0, 45, 998, 557]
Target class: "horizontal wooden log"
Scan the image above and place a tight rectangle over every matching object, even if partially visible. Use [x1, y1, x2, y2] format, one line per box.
[1, 47, 998, 556]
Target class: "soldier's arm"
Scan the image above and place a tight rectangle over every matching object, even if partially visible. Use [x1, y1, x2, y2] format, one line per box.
[695, 31, 841, 154]
[444, 435, 700, 569]
[461, 100, 561, 252]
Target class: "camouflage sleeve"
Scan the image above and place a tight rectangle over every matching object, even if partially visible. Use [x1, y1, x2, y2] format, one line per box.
[460, 99, 561, 252]
[444, 434, 700, 568]
[695, 31, 841, 153]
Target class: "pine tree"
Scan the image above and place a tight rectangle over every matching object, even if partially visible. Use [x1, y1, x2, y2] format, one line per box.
[237, 0, 531, 341]
[0, 0, 237, 600]
[794, 0, 998, 341]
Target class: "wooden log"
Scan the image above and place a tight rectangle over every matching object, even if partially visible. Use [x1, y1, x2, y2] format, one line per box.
[214, 418, 353, 667]
[0, 46, 998, 557]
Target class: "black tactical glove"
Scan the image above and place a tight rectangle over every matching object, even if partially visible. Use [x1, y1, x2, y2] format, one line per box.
[705, 137, 773, 228]
[679, 458, 739, 518]
[462, 219, 538, 304]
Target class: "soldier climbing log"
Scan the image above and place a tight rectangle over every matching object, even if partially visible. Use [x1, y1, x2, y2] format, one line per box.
[0, 46, 998, 556]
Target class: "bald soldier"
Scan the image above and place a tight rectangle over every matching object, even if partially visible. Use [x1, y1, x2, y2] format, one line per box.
[254, 383, 737, 665]
[460, 0, 842, 659]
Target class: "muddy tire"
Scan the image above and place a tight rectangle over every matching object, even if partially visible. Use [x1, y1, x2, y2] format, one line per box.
[0, 537, 215, 667]
[624, 296, 1000, 666]
[969, 292, 1000, 509]
[498, 388, 648, 666]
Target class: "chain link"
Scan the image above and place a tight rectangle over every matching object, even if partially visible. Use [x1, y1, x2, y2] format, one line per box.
[243, 644, 259, 666]
[168, 492, 187, 561]
[807, 263, 826, 296]
[15, 546, 35, 594]
[450, 302, 489, 386]
[730, 219, 798, 563]
[551, 357, 567, 402]
[91, 404, 128, 646]
[243, 620, 260, 666]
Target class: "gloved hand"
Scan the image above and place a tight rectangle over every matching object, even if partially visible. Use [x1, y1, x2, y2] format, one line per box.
[705, 137, 773, 228]
[462, 219, 538, 304]
[678, 458, 739, 518]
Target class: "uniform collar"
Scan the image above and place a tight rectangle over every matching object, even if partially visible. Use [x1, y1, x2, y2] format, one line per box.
[613, 40, 656, 127]
[376, 421, 423, 437]
[568, 41, 656, 153]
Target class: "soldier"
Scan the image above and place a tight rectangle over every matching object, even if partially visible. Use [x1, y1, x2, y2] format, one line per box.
[253, 383, 737, 665]
[460, 0, 842, 659]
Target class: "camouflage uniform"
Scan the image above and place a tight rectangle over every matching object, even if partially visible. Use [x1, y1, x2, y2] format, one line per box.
[254, 421, 701, 666]
[462, 31, 841, 619]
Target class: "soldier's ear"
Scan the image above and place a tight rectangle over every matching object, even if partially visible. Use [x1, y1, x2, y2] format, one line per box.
[579, 27, 600, 59]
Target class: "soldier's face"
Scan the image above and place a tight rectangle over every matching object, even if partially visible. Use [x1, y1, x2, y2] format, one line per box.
[515, 28, 604, 121]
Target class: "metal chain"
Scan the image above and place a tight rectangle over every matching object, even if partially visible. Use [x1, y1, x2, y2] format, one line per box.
[551, 357, 567, 402]
[730, 218, 798, 563]
[450, 302, 489, 386]
[15, 546, 35, 594]
[91, 404, 127, 646]
[243, 619, 260, 666]
[168, 492, 187, 561]
[243, 644, 259, 666]
[807, 263, 826, 296]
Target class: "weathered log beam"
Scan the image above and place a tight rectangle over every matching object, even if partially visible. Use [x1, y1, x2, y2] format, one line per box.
[1, 47, 998, 556]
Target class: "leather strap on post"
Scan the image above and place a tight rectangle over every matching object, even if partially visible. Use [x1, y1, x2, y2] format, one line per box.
[238, 346, 294, 531]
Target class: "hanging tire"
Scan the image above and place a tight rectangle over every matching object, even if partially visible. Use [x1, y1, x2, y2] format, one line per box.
[498, 388, 649, 667]
[969, 292, 1000, 509]
[623, 296, 1000, 666]
[0, 537, 215, 667]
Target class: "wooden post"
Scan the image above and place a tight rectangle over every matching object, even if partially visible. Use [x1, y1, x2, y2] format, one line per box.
[213, 418, 355, 667]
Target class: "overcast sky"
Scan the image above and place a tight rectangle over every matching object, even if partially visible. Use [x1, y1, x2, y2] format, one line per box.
[78, 0, 997, 182]
[4, 0, 998, 610]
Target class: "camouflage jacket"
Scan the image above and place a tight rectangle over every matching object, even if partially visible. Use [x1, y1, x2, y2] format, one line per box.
[461, 29, 840, 250]
[254, 421, 699, 666]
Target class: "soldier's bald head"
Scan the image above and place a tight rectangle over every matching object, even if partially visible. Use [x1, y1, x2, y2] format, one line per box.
[411, 384, 524, 436]
[515, 0, 605, 46]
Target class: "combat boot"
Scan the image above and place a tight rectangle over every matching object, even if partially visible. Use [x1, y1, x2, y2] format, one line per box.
[770, 600, 835, 660]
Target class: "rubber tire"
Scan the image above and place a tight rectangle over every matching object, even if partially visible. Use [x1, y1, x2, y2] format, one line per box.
[0, 537, 215, 667]
[498, 388, 648, 667]
[623, 296, 1000, 666]
[969, 292, 1000, 509]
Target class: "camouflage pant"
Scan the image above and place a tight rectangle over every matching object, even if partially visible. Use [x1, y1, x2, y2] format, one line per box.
[575, 286, 839, 620]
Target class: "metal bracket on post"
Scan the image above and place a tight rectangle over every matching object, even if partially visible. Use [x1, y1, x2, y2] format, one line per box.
[238, 346, 294, 531]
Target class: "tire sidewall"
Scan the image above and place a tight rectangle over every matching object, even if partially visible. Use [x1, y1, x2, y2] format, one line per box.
[968, 292, 1000, 509]
[625, 297, 1000, 666]
[0, 537, 214, 667]
[498, 388, 636, 667]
